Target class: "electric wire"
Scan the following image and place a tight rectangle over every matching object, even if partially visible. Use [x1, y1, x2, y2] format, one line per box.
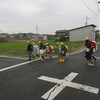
[81, 0, 99, 17]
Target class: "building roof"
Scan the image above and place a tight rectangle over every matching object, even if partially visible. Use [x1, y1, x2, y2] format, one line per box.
[68, 24, 96, 31]
[55, 24, 97, 34]
[55, 30, 68, 33]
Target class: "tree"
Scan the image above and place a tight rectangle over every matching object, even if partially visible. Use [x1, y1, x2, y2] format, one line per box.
[59, 36, 66, 41]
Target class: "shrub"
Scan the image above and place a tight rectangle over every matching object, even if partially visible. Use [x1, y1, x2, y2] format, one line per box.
[59, 36, 66, 41]
[0, 38, 8, 43]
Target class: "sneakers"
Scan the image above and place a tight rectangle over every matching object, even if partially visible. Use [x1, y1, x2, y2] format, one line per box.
[88, 62, 94, 66]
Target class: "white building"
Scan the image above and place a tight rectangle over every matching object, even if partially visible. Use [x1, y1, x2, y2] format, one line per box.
[32, 35, 47, 41]
[69, 24, 96, 41]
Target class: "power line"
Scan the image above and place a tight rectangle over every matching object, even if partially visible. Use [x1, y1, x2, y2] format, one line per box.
[98, 0, 100, 3]
[81, 0, 99, 17]
[94, 0, 100, 12]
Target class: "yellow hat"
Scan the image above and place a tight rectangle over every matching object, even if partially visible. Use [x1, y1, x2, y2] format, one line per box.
[84, 37, 89, 40]
[46, 43, 49, 45]
[60, 42, 64, 45]
[38, 41, 41, 44]
[32, 42, 35, 45]
[27, 41, 30, 43]
[56, 42, 59, 45]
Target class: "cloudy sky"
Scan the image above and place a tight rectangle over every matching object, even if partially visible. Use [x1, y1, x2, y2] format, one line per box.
[0, 0, 100, 34]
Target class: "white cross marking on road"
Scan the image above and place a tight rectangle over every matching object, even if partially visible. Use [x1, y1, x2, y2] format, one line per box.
[38, 72, 99, 100]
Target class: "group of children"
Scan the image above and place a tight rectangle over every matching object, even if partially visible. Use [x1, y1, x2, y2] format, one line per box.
[27, 40, 68, 62]
[27, 37, 97, 65]
[27, 40, 54, 61]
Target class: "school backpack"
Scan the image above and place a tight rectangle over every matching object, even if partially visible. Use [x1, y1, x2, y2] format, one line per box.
[63, 45, 68, 52]
[90, 40, 96, 49]
[48, 45, 53, 52]
[65, 45, 68, 51]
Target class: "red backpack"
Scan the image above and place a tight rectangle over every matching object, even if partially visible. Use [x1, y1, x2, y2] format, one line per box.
[90, 40, 96, 49]
[48, 46, 52, 52]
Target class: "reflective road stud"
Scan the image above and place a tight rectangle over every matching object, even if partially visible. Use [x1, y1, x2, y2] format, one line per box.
[38, 72, 99, 100]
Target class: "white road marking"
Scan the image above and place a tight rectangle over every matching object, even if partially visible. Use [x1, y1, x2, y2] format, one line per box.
[0, 59, 39, 72]
[0, 55, 27, 60]
[97, 57, 100, 59]
[38, 72, 99, 100]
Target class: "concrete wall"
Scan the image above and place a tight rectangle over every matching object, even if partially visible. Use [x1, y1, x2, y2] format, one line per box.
[69, 26, 95, 41]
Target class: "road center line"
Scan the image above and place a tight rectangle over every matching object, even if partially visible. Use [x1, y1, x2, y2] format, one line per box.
[0, 59, 39, 72]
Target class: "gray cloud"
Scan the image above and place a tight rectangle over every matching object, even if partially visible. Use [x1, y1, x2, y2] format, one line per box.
[0, 0, 99, 34]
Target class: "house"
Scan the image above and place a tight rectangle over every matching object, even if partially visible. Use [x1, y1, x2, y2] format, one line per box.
[0, 33, 9, 38]
[69, 24, 96, 41]
[95, 30, 100, 40]
[27, 33, 35, 39]
[32, 35, 47, 41]
[55, 30, 69, 40]
[55, 24, 97, 41]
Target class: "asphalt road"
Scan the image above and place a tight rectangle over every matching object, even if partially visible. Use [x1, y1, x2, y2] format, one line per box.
[0, 50, 100, 100]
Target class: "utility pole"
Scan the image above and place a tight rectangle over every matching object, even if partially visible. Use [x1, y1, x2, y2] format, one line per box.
[36, 24, 38, 34]
[85, 16, 89, 26]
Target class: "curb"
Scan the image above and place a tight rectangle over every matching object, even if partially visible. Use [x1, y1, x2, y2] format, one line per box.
[0, 48, 85, 60]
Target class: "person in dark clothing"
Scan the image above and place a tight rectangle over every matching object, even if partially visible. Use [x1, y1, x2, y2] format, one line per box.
[84, 37, 93, 66]
[38, 41, 46, 61]
[27, 41, 33, 60]
[38, 41, 46, 50]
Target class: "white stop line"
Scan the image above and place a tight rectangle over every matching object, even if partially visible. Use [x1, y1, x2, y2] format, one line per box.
[38, 72, 99, 100]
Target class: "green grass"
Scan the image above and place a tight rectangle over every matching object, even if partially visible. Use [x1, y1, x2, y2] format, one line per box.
[47, 40, 84, 55]
[0, 43, 27, 57]
[0, 40, 85, 57]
